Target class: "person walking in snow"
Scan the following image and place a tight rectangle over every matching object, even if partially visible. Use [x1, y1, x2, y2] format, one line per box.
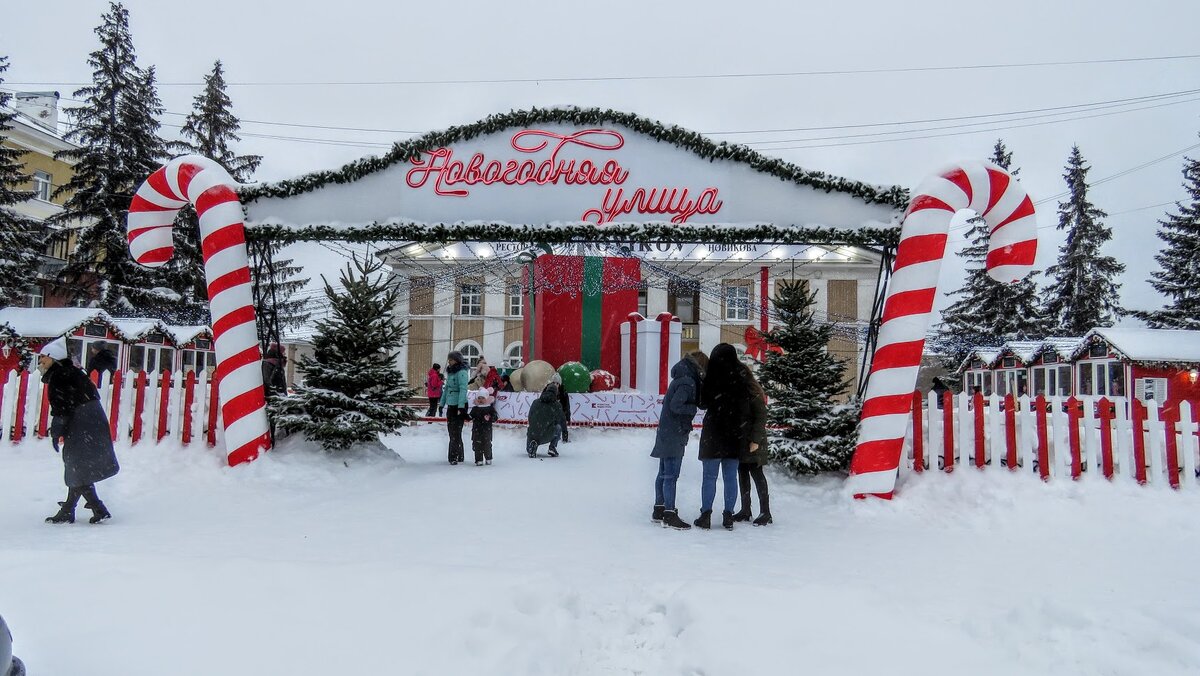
[650, 352, 707, 530]
[526, 382, 565, 458]
[731, 376, 772, 526]
[469, 387, 497, 465]
[443, 351, 470, 465]
[86, 341, 117, 378]
[425, 363, 444, 417]
[39, 337, 120, 525]
[553, 373, 573, 443]
[695, 343, 756, 530]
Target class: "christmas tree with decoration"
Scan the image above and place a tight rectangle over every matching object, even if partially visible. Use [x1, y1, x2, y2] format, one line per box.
[1136, 143, 1200, 329]
[759, 280, 860, 475]
[275, 256, 416, 451]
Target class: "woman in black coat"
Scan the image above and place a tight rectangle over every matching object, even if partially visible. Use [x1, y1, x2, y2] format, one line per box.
[39, 338, 120, 524]
[732, 378, 772, 526]
[696, 343, 757, 530]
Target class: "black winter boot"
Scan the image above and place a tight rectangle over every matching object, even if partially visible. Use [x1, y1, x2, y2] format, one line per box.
[722, 511, 735, 530]
[753, 512, 773, 526]
[731, 506, 752, 522]
[651, 504, 665, 522]
[45, 501, 75, 524]
[661, 509, 691, 530]
[693, 510, 712, 529]
[86, 500, 112, 524]
[753, 490, 772, 526]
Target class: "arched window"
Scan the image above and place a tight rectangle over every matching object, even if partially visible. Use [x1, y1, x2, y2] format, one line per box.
[456, 341, 482, 367]
[503, 341, 523, 368]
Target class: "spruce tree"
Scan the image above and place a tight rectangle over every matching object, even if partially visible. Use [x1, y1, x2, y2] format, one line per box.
[760, 280, 860, 475]
[251, 242, 311, 339]
[0, 56, 45, 307]
[1041, 145, 1124, 334]
[275, 256, 416, 451]
[169, 60, 265, 322]
[1135, 150, 1200, 329]
[51, 2, 180, 317]
[933, 140, 1046, 366]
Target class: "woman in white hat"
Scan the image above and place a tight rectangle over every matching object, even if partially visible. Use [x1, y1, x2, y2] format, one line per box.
[38, 337, 120, 524]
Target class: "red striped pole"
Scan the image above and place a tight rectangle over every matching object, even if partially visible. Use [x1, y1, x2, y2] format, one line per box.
[1066, 396, 1083, 480]
[1004, 394, 1018, 470]
[1035, 395, 1050, 481]
[942, 390, 954, 472]
[973, 391, 985, 468]
[157, 369, 171, 443]
[13, 369, 29, 444]
[1098, 397, 1115, 480]
[109, 370, 123, 442]
[1132, 399, 1148, 484]
[912, 390, 924, 473]
[182, 370, 197, 446]
[132, 370, 148, 444]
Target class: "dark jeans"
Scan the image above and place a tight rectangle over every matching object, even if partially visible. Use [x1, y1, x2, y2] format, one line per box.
[425, 395, 440, 417]
[472, 423, 493, 463]
[701, 458, 740, 513]
[446, 405, 465, 462]
[738, 462, 770, 515]
[654, 456, 684, 510]
[526, 428, 561, 456]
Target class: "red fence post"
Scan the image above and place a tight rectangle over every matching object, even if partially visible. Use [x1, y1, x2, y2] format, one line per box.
[157, 370, 171, 443]
[207, 373, 220, 447]
[1004, 394, 1018, 469]
[182, 371, 196, 446]
[1163, 403, 1180, 489]
[109, 370, 123, 442]
[1035, 395, 1050, 481]
[1066, 396, 1083, 480]
[36, 381, 50, 438]
[13, 370, 30, 444]
[0, 369, 8, 441]
[1098, 397, 1115, 480]
[131, 370, 148, 445]
[973, 391, 986, 468]
[1132, 399, 1148, 485]
[942, 390, 954, 472]
[912, 390, 924, 473]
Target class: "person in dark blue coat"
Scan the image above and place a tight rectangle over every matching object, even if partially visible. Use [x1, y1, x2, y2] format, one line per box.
[650, 352, 707, 530]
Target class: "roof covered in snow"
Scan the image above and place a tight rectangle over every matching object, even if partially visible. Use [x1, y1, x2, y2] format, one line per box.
[1079, 328, 1200, 364]
[166, 325, 213, 345]
[0, 307, 117, 339]
[1042, 336, 1086, 357]
[111, 318, 176, 343]
[1003, 341, 1043, 363]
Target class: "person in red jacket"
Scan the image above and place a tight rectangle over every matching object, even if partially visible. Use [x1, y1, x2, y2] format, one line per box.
[425, 363, 444, 417]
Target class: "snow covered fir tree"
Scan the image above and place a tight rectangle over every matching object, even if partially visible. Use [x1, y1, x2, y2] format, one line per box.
[50, 2, 194, 320]
[932, 140, 1046, 366]
[759, 280, 859, 475]
[1041, 145, 1124, 335]
[275, 256, 416, 451]
[0, 56, 44, 307]
[1135, 147, 1200, 329]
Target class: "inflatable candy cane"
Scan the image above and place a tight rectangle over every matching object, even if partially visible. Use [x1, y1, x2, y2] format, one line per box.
[127, 155, 271, 466]
[847, 162, 1038, 499]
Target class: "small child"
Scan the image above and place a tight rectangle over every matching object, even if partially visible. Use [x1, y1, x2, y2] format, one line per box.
[526, 382, 565, 458]
[469, 387, 497, 466]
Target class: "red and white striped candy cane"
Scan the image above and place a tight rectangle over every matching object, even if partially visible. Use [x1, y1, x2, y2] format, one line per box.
[847, 162, 1038, 499]
[127, 155, 270, 466]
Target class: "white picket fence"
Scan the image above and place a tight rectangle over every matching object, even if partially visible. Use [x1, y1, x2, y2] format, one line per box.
[906, 391, 1200, 489]
[1, 368, 223, 449]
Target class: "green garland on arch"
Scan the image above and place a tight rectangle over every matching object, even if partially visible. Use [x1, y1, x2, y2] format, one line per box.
[246, 221, 901, 248]
[239, 106, 909, 209]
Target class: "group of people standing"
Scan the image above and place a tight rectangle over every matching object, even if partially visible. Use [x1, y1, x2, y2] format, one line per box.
[651, 343, 771, 531]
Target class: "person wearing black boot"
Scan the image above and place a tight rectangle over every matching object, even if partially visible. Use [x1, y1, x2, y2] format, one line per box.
[38, 338, 119, 525]
[732, 378, 772, 526]
[650, 353, 706, 530]
[696, 344, 754, 530]
[443, 351, 470, 465]
[469, 387, 497, 466]
[526, 383, 564, 458]
[555, 374, 572, 443]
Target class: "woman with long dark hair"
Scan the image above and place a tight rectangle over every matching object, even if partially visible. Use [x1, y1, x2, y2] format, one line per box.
[695, 343, 757, 530]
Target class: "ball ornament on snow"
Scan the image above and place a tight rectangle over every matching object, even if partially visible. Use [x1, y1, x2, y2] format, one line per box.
[589, 369, 617, 392]
[520, 360, 555, 393]
[558, 361, 592, 393]
[508, 367, 525, 392]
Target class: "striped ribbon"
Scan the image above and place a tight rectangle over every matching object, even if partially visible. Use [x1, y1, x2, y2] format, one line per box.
[126, 155, 271, 466]
[847, 162, 1038, 499]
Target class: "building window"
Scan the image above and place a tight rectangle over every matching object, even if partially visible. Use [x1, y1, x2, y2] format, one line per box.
[83, 323, 109, 338]
[32, 171, 52, 202]
[128, 345, 174, 373]
[507, 283, 523, 317]
[637, 281, 648, 317]
[26, 285, 44, 308]
[459, 284, 482, 316]
[1042, 352, 1059, 365]
[456, 341, 482, 367]
[1077, 360, 1125, 397]
[503, 341, 523, 368]
[724, 283, 750, 321]
[1089, 343, 1108, 358]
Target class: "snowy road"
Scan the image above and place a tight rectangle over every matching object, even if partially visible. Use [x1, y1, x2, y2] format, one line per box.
[1, 425, 1197, 675]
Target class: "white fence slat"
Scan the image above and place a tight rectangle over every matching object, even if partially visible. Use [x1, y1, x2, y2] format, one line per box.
[958, 392, 972, 467]
[1114, 400, 1135, 483]
[0, 374, 15, 443]
[928, 392, 943, 470]
[1146, 401, 1164, 486]
[1180, 401, 1197, 489]
[1081, 398, 1100, 479]
[1051, 397, 1071, 477]
[1019, 396, 1036, 475]
[987, 395, 1003, 468]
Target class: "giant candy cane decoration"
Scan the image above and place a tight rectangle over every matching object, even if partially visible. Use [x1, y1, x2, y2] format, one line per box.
[847, 162, 1038, 499]
[127, 155, 271, 466]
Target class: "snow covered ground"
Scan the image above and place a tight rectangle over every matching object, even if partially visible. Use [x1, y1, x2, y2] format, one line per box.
[2, 424, 1197, 675]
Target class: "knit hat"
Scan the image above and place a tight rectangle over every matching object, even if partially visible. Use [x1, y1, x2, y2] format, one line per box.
[38, 337, 68, 362]
[472, 387, 495, 406]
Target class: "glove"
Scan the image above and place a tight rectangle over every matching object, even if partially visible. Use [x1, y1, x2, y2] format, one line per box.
[52, 436, 61, 453]
[49, 415, 67, 439]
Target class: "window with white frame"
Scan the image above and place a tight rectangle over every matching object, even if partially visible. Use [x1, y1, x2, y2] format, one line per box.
[459, 283, 482, 316]
[724, 283, 750, 321]
[503, 341, 523, 368]
[128, 344, 174, 373]
[32, 171, 52, 202]
[1032, 365, 1072, 397]
[25, 285, 44, 308]
[637, 280, 648, 317]
[507, 283, 523, 317]
[456, 341, 482, 367]
[1077, 360, 1125, 397]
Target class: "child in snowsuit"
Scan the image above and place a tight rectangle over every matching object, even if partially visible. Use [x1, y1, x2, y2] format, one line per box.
[527, 383, 565, 458]
[470, 387, 497, 466]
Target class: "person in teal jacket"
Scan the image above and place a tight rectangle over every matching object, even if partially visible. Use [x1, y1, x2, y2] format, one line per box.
[442, 350, 470, 465]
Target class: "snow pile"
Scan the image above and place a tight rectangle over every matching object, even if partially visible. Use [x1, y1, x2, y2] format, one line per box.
[1, 425, 1197, 675]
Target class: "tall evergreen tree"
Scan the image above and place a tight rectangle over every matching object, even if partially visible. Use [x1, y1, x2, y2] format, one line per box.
[251, 242, 311, 339]
[1135, 150, 1200, 329]
[169, 59, 266, 323]
[275, 256, 416, 451]
[759, 281, 860, 475]
[51, 2, 182, 317]
[0, 56, 45, 307]
[933, 140, 1046, 366]
[1041, 145, 1124, 335]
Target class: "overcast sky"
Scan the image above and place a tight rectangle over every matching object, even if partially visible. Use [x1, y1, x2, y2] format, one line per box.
[5, 0, 1199, 321]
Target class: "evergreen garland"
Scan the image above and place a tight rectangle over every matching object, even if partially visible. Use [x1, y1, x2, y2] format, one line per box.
[1135, 147, 1200, 329]
[1041, 145, 1124, 334]
[274, 255, 416, 451]
[759, 280, 860, 475]
[0, 56, 45, 307]
[240, 106, 909, 209]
